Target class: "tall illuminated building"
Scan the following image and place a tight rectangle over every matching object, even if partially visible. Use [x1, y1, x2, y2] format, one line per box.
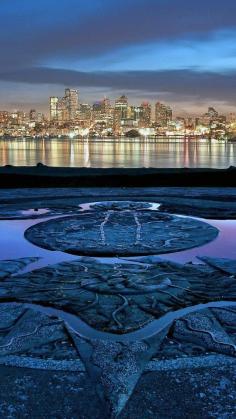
[155, 102, 172, 127]
[113, 95, 128, 132]
[139, 102, 151, 127]
[92, 101, 103, 121]
[29, 109, 37, 121]
[57, 97, 68, 122]
[101, 98, 111, 115]
[206, 107, 218, 118]
[65, 88, 79, 120]
[50, 97, 59, 121]
[79, 103, 92, 120]
[0, 111, 9, 125]
[115, 95, 128, 118]
[228, 113, 236, 123]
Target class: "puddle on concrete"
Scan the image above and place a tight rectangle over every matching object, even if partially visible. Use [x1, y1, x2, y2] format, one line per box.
[0, 217, 78, 272]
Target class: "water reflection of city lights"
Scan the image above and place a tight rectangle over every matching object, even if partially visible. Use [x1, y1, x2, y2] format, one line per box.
[0, 138, 236, 168]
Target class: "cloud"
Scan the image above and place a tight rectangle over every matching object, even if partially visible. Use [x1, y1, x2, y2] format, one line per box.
[1, 67, 236, 104]
[1, 0, 236, 70]
[1, 0, 236, 110]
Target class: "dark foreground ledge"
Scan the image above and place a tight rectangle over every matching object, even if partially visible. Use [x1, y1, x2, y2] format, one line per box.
[0, 165, 236, 188]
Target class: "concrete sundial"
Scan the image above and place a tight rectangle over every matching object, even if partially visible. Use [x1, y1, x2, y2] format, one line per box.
[24, 201, 218, 256]
[0, 257, 236, 417]
[0, 202, 235, 417]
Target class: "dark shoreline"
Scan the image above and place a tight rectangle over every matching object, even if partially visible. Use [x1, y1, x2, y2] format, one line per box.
[0, 165, 236, 187]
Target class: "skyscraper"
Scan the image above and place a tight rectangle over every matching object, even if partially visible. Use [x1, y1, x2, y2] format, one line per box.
[115, 96, 128, 118]
[79, 103, 92, 121]
[101, 98, 111, 115]
[139, 102, 152, 128]
[50, 97, 59, 121]
[92, 101, 103, 120]
[206, 107, 218, 118]
[57, 97, 68, 122]
[155, 102, 172, 127]
[113, 95, 128, 132]
[65, 89, 79, 120]
[29, 109, 37, 121]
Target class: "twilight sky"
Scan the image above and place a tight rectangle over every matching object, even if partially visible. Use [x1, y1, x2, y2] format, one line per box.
[1, 0, 236, 114]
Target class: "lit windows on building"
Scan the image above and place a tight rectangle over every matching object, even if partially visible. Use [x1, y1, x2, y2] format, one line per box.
[155, 102, 172, 127]
[50, 97, 59, 121]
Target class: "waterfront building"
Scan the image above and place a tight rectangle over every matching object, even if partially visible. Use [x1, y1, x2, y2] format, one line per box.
[206, 107, 218, 118]
[65, 88, 79, 120]
[36, 113, 45, 123]
[155, 102, 172, 127]
[115, 95, 128, 118]
[29, 109, 37, 121]
[127, 103, 151, 128]
[139, 102, 152, 128]
[79, 103, 92, 122]
[57, 97, 69, 122]
[50, 97, 59, 121]
[228, 113, 236, 123]
[101, 98, 111, 115]
[92, 101, 103, 121]
[0, 111, 9, 124]
[113, 95, 128, 132]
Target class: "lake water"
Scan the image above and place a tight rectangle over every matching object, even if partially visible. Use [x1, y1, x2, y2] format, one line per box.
[0, 137, 236, 168]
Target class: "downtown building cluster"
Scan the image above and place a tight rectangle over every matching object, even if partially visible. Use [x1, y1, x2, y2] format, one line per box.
[49, 89, 173, 137]
[46, 90, 236, 140]
[0, 88, 236, 140]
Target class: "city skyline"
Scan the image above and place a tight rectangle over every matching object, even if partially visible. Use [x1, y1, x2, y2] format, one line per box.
[1, 86, 234, 141]
[1, 90, 236, 119]
[1, 1, 236, 114]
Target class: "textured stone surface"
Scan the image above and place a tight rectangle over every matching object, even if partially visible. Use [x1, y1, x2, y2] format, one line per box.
[199, 256, 236, 275]
[0, 356, 235, 419]
[0, 310, 65, 356]
[153, 307, 236, 361]
[0, 366, 103, 419]
[69, 328, 168, 418]
[0, 187, 235, 417]
[0, 304, 82, 363]
[1, 257, 236, 334]
[0, 301, 236, 417]
[121, 357, 236, 419]
[90, 201, 154, 211]
[0, 257, 38, 279]
[172, 310, 236, 357]
[1, 258, 236, 333]
[211, 307, 236, 344]
[24, 204, 218, 256]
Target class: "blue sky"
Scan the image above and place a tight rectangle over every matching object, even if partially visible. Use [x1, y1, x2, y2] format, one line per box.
[1, 0, 236, 114]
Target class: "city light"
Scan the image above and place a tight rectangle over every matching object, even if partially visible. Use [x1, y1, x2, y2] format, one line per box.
[0, 91, 234, 141]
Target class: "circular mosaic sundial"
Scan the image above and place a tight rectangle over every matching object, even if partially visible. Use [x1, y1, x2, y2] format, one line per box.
[25, 201, 218, 256]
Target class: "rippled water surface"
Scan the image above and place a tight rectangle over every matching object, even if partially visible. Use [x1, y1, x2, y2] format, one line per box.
[1, 137, 236, 168]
